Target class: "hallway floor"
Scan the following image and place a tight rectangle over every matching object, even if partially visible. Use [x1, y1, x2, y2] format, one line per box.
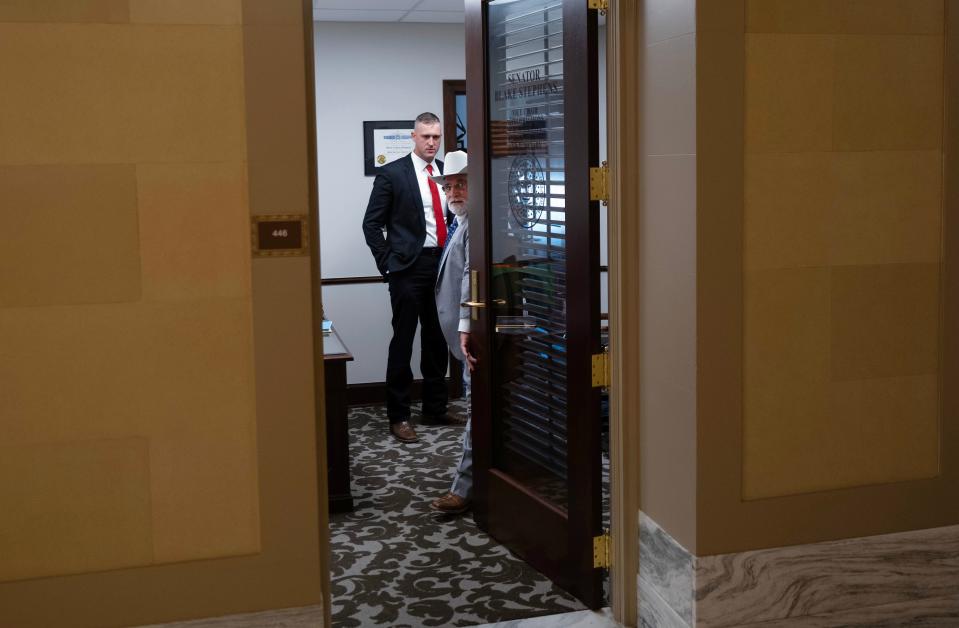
[329, 402, 586, 627]
[140, 606, 618, 628]
[138, 401, 615, 628]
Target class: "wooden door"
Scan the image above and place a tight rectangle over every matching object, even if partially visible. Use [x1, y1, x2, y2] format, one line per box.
[466, 0, 603, 608]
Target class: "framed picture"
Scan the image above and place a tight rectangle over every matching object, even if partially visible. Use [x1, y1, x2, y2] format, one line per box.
[363, 120, 415, 176]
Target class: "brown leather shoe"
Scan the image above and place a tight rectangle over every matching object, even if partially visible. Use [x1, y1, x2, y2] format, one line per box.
[430, 492, 470, 514]
[389, 421, 419, 443]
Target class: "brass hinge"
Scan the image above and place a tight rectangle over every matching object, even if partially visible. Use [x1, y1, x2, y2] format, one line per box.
[591, 349, 610, 388]
[588, 0, 609, 15]
[589, 161, 609, 204]
[593, 529, 611, 569]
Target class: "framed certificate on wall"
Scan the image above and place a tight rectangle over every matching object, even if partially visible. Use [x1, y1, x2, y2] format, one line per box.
[363, 120, 414, 176]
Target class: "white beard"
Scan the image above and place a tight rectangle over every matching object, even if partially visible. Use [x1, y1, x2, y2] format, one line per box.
[448, 201, 468, 217]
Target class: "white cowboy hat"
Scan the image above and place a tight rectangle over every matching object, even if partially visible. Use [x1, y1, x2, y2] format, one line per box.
[429, 150, 468, 186]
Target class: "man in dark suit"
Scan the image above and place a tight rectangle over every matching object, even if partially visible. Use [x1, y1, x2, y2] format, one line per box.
[362, 112, 450, 443]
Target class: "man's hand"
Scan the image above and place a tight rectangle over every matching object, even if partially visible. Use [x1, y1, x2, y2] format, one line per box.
[460, 332, 478, 372]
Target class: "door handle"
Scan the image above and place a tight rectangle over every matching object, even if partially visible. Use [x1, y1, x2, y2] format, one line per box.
[495, 321, 535, 333]
[464, 270, 485, 320]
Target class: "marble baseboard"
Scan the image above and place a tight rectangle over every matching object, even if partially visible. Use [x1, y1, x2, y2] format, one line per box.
[640, 513, 694, 625]
[639, 576, 691, 628]
[638, 512, 959, 628]
[741, 593, 959, 627]
[696, 523, 959, 627]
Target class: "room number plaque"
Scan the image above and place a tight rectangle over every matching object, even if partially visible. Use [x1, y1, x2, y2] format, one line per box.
[251, 214, 309, 257]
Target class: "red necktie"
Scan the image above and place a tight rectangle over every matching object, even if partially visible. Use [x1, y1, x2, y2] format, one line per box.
[425, 163, 447, 248]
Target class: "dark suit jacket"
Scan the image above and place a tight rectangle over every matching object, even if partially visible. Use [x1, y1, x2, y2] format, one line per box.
[362, 154, 444, 277]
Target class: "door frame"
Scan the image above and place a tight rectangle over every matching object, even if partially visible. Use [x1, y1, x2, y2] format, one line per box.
[605, 1, 641, 625]
[302, 1, 332, 626]
[307, 0, 642, 624]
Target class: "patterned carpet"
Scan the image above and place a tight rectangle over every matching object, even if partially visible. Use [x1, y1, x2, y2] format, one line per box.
[329, 402, 587, 627]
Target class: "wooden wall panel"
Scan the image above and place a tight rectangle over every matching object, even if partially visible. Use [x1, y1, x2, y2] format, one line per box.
[696, 0, 959, 555]
[0, 0, 324, 624]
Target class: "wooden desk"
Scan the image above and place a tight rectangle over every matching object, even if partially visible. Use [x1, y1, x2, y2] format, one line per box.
[323, 327, 354, 513]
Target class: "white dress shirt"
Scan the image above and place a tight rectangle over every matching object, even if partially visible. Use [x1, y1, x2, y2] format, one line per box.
[410, 151, 446, 248]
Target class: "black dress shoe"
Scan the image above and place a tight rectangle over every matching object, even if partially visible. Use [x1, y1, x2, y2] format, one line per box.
[389, 421, 419, 443]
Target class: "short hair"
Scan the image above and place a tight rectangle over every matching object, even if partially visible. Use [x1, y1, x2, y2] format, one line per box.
[415, 112, 440, 126]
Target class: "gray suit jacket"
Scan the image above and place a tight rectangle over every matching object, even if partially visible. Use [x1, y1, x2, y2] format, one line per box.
[434, 216, 469, 362]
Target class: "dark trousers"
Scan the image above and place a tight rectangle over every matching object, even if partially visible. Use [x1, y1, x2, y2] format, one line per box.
[386, 249, 449, 423]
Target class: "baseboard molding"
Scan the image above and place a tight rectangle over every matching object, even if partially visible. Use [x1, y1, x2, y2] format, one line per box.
[639, 512, 959, 628]
[347, 374, 463, 407]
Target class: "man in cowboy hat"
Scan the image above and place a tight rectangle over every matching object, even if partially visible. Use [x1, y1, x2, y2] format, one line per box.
[428, 150, 477, 515]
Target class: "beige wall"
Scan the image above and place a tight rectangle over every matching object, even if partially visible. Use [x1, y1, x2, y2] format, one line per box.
[639, 0, 959, 556]
[742, 0, 944, 500]
[639, 0, 698, 553]
[0, 0, 259, 583]
[695, 0, 959, 555]
[0, 0, 325, 625]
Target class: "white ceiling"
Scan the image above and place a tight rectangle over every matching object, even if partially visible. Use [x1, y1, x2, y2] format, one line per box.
[313, 0, 465, 23]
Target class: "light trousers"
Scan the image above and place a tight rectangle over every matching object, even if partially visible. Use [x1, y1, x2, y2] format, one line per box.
[450, 365, 472, 499]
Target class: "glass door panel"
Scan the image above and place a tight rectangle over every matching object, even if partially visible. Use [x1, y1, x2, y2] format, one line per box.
[488, 0, 570, 509]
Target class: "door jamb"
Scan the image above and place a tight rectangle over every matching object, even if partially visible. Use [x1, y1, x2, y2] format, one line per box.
[607, 1, 641, 625]
[301, 1, 332, 626]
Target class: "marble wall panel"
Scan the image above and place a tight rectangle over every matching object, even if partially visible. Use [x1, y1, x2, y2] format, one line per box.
[696, 524, 959, 627]
[640, 514, 694, 625]
[639, 514, 959, 627]
[741, 594, 959, 627]
[640, 579, 691, 628]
